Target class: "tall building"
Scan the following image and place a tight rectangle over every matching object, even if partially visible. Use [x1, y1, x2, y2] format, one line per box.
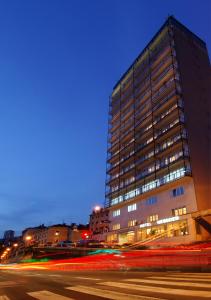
[105, 17, 211, 245]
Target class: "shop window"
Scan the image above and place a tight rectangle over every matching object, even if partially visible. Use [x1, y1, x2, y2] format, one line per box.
[172, 186, 184, 197]
[112, 223, 120, 230]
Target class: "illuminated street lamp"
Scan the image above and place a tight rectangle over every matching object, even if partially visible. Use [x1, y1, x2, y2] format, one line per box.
[94, 205, 101, 212]
[13, 243, 18, 247]
[25, 236, 32, 241]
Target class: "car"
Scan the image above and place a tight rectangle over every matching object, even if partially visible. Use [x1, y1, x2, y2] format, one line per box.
[76, 239, 103, 248]
[56, 240, 75, 247]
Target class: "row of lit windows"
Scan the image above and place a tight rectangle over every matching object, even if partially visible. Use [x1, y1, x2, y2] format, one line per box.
[110, 169, 186, 206]
[111, 30, 171, 100]
[110, 149, 185, 191]
[112, 209, 120, 217]
[148, 214, 159, 222]
[172, 207, 187, 216]
[111, 45, 175, 126]
[112, 223, 120, 230]
[109, 92, 183, 159]
[110, 142, 186, 181]
[112, 207, 187, 230]
[128, 219, 137, 227]
[110, 69, 177, 138]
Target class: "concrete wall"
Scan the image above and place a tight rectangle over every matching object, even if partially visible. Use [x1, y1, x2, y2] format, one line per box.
[173, 26, 211, 211]
[109, 178, 197, 230]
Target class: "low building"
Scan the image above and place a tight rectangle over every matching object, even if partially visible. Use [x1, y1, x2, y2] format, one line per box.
[22, 223, 90, 247]
[89, 206, 109, 241]
[69, 223, 90, 242]
[22, 225, 46, 247]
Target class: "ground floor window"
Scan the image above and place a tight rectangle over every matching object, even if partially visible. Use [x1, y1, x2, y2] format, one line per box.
[137, 220, 189, 241]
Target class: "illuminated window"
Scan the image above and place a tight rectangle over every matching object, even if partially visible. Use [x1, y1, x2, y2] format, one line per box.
[112, 224, 120, 230]
[148, 214, 158, 222]
[172, 206, 187, 216]
[113, 209, 120, 217]
[128, 220, 137, 227]
[128, 203, 137, 212]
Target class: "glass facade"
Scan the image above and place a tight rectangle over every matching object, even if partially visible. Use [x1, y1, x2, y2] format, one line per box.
[105, 19, 192, 208]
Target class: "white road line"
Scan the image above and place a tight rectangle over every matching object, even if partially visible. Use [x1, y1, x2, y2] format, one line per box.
[66, 285, 165, 300]
[74, 276, 100, 281]
[27, 290, 74, 300]
[149, 276, 211, 282]
[168, 273, 211, 278]
[100, 282, 211, 298]
[124, 278, 211, 288]
[0, 281, 17, 287]
[0, 296, 10, 300]
[179, 273, 211, 275]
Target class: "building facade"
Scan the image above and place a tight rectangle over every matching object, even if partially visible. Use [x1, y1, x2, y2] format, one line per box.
[89, 207, 109, 241]
[3, 230, 15, 245]
[106, 17, 211, 245]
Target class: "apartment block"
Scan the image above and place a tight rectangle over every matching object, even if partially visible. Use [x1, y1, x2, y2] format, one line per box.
[105, 17, 211, 245]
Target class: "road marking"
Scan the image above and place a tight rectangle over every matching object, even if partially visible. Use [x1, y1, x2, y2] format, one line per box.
[100, 282, 211, 298]
[167, 273, 211, 279]
[124, 278, 211, 288]
[66, 285, 165, 300]
[149, 276, 211, 282]
[74, 276, 100, 281]
[0, 296, 10, 300]
[0, 281, 17, 287]
[28, 291, 74, 300]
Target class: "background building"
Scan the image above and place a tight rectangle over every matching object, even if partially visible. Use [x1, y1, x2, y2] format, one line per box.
[3, 230, 15, 246]
[89, 206, 109, 241]
[106, 16, 211, 245]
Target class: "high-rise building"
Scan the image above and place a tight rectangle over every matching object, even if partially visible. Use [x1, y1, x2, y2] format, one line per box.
[105, 16, 211, 245]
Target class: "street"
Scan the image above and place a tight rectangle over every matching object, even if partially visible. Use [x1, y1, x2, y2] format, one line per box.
[0, 269, 211, 300]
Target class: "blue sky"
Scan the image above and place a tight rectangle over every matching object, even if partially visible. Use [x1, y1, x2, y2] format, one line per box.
[0, 0, 210, 236]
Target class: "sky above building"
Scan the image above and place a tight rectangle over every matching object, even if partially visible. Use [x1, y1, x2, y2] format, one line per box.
[0, 0, 210, 236]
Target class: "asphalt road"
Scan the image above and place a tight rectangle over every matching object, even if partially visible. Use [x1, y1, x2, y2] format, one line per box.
[0, 269, 211, 300]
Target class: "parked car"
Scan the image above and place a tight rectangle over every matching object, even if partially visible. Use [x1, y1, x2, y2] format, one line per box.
[56, 240, 75, 247]
[76, 239, 104, 248]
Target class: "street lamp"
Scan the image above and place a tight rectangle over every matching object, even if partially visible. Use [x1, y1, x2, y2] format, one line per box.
[94, 205, 101, 212]
[25, 236, 32, 241]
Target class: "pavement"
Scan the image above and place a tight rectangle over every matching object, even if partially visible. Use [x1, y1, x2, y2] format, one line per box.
[0, 269, 211, 299]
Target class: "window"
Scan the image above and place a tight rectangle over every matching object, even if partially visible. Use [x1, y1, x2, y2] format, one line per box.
[128, 220, 137, 227]
[172, 207, 187, 216]
[147, 214, 158, 222]
[146, 197, 157, 205]
[172, 186, 184, 197]
[113, 209, 120, 217]
[128, 203, 137, 212]
[112, 224, 120, 230]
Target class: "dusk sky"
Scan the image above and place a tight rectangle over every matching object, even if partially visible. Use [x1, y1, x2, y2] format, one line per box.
[0, 0, 210, 236]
